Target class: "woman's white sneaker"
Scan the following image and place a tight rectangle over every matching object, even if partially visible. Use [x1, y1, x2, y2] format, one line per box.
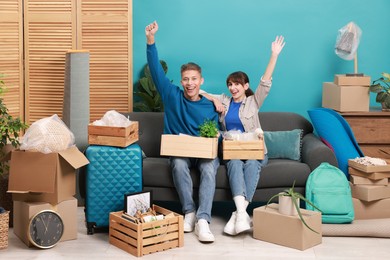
[223, 211, 237, 235]
[235, 211, 251, 234]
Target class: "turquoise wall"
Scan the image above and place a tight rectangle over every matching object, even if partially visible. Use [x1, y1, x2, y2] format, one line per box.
[133, 0, 390, 118]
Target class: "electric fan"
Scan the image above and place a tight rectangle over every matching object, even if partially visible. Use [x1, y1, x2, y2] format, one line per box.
[335, 22, 363, 76]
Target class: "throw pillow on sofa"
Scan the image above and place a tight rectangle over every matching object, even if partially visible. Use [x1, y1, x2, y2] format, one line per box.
[264, 129, 303, 161]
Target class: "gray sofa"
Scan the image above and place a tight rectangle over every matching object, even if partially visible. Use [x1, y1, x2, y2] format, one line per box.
[124, 112, 337, 203]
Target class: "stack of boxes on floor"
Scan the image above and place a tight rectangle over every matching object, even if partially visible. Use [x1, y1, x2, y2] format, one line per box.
[348, 159, 390, 219]
[7, 146, 89, 247]
[322, 74, 371, 112]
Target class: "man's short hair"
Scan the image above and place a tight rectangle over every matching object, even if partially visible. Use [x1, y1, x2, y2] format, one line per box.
[181, 62, 202, 75]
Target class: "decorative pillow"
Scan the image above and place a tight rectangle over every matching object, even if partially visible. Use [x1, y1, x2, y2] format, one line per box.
[264, 129, 303, 161]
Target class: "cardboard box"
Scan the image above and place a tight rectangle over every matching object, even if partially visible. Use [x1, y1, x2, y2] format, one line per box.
[253, 204, 322, 251]
[350, 183, 390, 201]
[322, 82, 369, 112]
[349, 167, 390, 180]
[350, 175, 388, 186]
[8, 146, 89, 204]
[334, 74, 371, 86]
[13, 197, 78, 247]
[222, 140, 264, 160]
[160, 134, 218, 159]
[353, 197, 390, 219]
[348, 159, 390, 173]
[88, 121, 139, 147]
[109, 205, 184, 257]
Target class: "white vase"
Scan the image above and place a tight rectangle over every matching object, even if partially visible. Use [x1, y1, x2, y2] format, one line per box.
[278, 195, 299, 216]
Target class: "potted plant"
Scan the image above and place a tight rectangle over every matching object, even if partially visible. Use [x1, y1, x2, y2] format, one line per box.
[266, 180, 322, 234]
[199, 119, 219, 138]
[369, 72, 390, 111]
[133, 60, 169, 112]
[0, 73, 28, 226]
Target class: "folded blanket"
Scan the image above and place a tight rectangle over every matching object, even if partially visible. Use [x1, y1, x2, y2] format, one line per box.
[322, 219, 390, 238]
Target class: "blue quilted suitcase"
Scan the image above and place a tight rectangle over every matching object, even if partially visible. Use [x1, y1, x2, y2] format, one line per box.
[85, 144, 142, 234]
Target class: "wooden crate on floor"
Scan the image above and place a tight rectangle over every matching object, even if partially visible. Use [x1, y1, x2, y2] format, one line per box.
[88, 121, 139, 147]
[223, 139, 264, 160]
[109, 205, 184, 257]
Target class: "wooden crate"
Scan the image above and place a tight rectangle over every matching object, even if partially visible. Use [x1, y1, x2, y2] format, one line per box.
[223, 139, 264, 160]
[109, 205, 184, 257]
[88, 121, 139, 147]
[160, 134, 218, 159]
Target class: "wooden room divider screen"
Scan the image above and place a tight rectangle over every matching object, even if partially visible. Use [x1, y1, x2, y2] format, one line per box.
[0, 0, 133, 124]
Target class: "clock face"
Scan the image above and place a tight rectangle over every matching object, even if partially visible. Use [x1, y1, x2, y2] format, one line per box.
[28, 210, 64, 249]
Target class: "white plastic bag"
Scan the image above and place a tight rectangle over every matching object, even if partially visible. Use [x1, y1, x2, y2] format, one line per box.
[335, 22, 362, 61]
[20, 114, 75, 153]
[92, 110, 131, 127]
[223, 128, 263, 141]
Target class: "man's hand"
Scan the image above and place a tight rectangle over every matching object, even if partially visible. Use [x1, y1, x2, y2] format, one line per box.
[212, 99, 226, 113]
[145, 21, 158, 44]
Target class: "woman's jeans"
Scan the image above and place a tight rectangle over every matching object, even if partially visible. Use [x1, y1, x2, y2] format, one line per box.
[226, 155, 269, 202]
[170, 156, 220, 223]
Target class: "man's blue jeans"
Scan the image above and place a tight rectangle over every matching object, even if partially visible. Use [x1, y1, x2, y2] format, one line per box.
[226, 155, 268, 202]
[170, 157, 220, 223]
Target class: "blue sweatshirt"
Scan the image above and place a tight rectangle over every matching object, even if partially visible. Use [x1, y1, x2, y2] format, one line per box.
[147, 43, 219, 136]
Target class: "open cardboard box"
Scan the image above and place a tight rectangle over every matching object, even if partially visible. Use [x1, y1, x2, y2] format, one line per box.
[348, 158, 390, 173]
[8, 146, 89, 204]
[13, 197, 78, 247]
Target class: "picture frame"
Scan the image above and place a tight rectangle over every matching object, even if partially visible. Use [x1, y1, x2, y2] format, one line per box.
[124, 190, 152, 217]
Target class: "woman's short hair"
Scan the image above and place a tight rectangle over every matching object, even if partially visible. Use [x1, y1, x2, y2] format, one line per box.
[226, 71, 254, 97]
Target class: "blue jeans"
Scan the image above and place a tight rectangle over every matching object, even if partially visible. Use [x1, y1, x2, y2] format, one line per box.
[170, 157, 219, 223]
[226, 155, 268, 202]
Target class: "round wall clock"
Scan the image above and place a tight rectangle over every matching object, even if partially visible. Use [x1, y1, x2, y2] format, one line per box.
[28, 210, 64, 249]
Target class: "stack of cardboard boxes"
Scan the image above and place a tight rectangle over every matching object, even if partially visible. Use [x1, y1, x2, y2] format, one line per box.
[348, 159, 390, 219]
[322, 74, 371, 112]
[7, 146, 89, 247]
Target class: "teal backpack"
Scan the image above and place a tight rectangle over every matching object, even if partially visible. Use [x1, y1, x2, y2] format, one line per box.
[305, 162, 354, 224]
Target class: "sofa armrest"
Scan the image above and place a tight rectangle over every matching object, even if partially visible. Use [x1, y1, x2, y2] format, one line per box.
[301, 133, 338, 171]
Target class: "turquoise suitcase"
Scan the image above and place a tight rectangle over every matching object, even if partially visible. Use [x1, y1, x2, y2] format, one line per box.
[84, 144, 142, 234]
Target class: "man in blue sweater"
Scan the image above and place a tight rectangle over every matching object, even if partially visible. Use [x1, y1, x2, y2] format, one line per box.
[145, 21, 220, 243]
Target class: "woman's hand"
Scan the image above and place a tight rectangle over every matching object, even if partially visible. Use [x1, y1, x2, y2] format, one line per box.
[271, 35, 285, 56]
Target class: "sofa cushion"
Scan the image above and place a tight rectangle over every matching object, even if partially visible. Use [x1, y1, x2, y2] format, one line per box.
[264, 129, 303, 161]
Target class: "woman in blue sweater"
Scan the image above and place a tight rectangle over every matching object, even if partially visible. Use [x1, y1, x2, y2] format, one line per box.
[203, 36, 285, 235]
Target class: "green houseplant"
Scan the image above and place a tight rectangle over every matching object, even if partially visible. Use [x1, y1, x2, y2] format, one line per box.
[133, 60, 169, 112]
[369, 72, 390, 111]
[199, 119, 219, 138]
[0, 73, 28, 227]
[266, 181, 322, 234]
[0, 73, 28, 177]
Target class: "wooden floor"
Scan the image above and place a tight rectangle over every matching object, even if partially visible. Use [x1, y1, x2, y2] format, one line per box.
[2, 202, 390, 259]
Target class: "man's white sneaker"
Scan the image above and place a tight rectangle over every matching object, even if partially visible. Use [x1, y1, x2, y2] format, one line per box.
[223, 211, 237, 235]
[183, 212, 196, 233]
[194, 219, 215, 243]
[235, 211, 251, 234]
